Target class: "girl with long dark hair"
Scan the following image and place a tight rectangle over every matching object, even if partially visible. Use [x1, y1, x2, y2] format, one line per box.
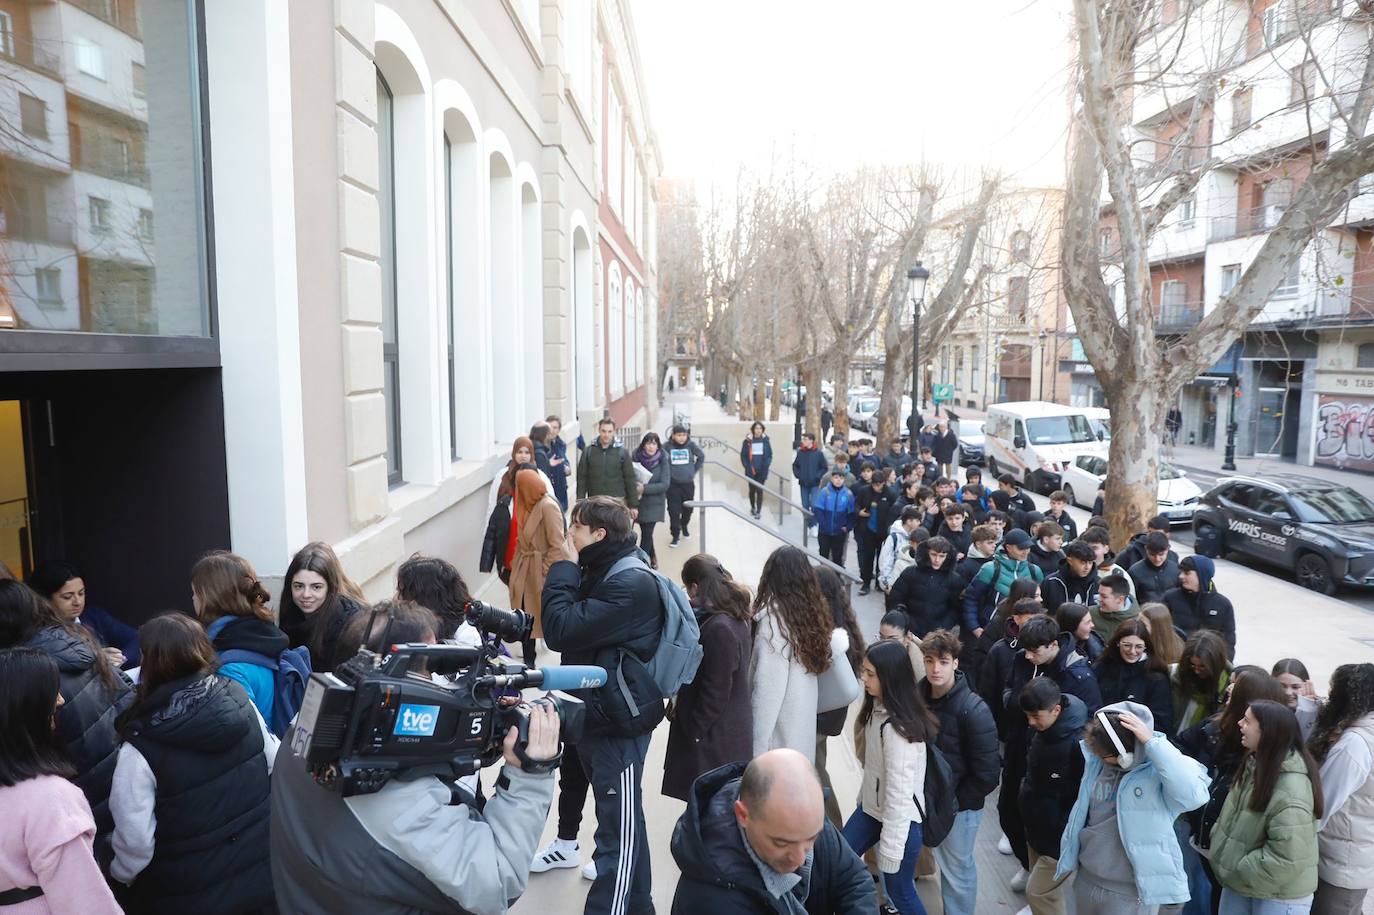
[0, 648, 122, 913]
[1055, 601, 1105, 662]
[750, 546, 832, 761]
[277, 541, 365, 672]
[843, 638, 940, 915]
[28, 559, 140, 667]
[1211, 699, 1323, 913]
[1173, 629, 1232, 737]
[1093, 617, 1173, 734]
[109, 613, 276, 913]
[739, 421, 773, 519]
[661, 554, 754, 801]
[0, 579, 131, 854]
[1273, 657, 1321, 741]
[632, 432, 670, 568]
[1309, 663, 1374, 915]
[191, 551, 291, 725]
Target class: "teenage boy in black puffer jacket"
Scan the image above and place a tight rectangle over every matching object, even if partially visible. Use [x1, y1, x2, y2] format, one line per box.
[886, 536, 963, 636]
[543, 496, 665, 915]
[1017, 677, 1088, 913]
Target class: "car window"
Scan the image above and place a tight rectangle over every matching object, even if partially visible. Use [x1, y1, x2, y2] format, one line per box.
[1075, 455, 1094, 470]
[1289, 487, 1374, 523]
[1220, 483, 1254, 509]
[1248, 488, 1289, 516]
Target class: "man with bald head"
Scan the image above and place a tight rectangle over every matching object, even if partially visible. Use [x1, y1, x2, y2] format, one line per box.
[670, 749, 874, 914]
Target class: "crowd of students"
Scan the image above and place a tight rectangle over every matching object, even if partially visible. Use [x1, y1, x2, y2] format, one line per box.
[3, 412, 1374, 915]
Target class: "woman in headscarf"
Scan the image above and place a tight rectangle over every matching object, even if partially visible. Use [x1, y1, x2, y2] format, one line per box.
[508, 468, 572, 667]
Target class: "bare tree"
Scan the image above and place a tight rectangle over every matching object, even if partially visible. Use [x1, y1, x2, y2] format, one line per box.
[1063, 0, 1374, 546]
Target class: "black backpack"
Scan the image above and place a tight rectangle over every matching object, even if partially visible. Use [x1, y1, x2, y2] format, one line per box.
[881, 722, 958, 847]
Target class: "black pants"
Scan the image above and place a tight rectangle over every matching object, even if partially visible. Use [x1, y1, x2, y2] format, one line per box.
[638, 522, 657, 564]
[556, 742, 590, 841]
[997, 762, 1029, 870]
[580, 732, 654, 915]
[667, 480, 694, 538]
[747, 476, 766, 515]
[818, 531, 848, 567]
[856, 529, 881, 586]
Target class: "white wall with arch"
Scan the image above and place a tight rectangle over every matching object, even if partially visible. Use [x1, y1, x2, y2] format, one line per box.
[570, 213, 594, 418]
[518, 167, 543, 424]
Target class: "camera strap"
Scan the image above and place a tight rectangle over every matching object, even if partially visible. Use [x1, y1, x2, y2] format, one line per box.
[514, 742, 563, 775]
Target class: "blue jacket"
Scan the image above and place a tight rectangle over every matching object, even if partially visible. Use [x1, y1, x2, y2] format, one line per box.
[1055, 719, 1210, 905]
[549, 435, 570, 506]
[739, 435, 773, 480]
[812, 482, 856, 537]
[79, 604, 141, 666]
[206, 615, 287, 723]
[792, 446, 829, 487]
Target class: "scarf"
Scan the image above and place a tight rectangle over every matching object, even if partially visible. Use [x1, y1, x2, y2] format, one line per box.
[636, 447, 664, 470]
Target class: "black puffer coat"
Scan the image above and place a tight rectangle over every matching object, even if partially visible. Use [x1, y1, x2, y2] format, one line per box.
[121, 674, 273, 914]
[27, 625, 133, 845]
[1018, 693, 1089, 858]
[886, 541, 962, 635]
[920, 671, 1001, 811]
[1163, 585, 1236, 657]
[1094, 655, 1174, 735]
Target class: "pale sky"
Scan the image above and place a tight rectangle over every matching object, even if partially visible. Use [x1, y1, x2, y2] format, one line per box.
[633, 0, 1076, 190]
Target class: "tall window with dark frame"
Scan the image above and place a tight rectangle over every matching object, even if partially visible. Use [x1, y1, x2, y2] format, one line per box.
[377, 71, 403, 485]
[445, 134, 458, 460]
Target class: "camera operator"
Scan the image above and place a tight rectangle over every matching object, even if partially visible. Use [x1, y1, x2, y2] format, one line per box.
[542, 495, 665, 915]
[269, 600, 562, 915]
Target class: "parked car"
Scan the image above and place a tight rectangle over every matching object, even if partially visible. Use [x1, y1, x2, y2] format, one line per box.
[984, 401, 1107, 494]
[850, 396, 881, 433]
[1191, 474, 1374, 595]
[956, 419, 986, 466]
[1059, 456, 1201, 524]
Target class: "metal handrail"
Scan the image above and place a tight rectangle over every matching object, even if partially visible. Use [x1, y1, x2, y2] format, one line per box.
[701, 457, 811, 534]
[684, 499, 862, 590]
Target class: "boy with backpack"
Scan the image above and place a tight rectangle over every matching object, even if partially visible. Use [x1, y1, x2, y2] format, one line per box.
[1018, 677, 1089, 915]
[542, 495, 700, 915]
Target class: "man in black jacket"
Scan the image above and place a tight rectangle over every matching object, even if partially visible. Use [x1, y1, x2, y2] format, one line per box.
[1044, 490, 1078, 541]
[1128, 530, 1181, 604]
[1027, 520, 1065, 579]
[1163, 554, 1236, 658]
[671, 752, 874, 915]
[854, 469, 896, 595]
[996, 473, 1037, 516]
[919, 630, 999, 915]
[1115, 514, 1175, 572]
[930, 421, 959, 478]
[1041, 540, 1100, 612]
[1017, 678, 1088, 914]
[542, 496, 665, 915]
[886, 537, 961, 635]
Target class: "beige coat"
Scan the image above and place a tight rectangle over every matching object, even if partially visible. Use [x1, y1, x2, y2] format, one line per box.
[507, 495, 571, 637]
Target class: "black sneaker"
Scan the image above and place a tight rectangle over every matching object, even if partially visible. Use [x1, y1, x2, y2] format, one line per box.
[879, 905, 899, 915]
[858, 585, 871, 596]
[669, 537, 680, 548]
[682, 526, 690, 537]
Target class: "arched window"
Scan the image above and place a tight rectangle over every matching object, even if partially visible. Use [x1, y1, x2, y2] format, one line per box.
[1358, 342, 1374, 369]
[489, 153, 520, 442]
[1011, 230, 1031, 261]
[572, 225, 594, 414]
[444, 110, 481, 460]
[608, 262, 623, 396]
[521, 183, 542, 421]
[377, 71, 402, 484]
[625, 278, 637, 388]
[636, 286, 646, 385]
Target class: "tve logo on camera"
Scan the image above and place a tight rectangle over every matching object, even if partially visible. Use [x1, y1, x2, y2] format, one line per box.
[393, 703, 441, 737]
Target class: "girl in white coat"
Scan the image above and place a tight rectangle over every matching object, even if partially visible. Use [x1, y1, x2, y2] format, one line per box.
[1310, 663, 1374, 915]
[750, 546, 834, 763]
[842, 638, 938, 915]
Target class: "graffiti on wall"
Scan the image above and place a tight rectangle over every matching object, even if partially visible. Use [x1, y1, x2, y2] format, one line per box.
[1316, 395, 1374, 471]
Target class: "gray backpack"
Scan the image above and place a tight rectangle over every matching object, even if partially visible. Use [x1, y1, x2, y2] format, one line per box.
[606, 553, 703, 700]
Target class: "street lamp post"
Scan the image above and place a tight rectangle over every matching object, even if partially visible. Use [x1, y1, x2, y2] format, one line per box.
[1221, 345, 1241, 471]
[1037, 330, 1048, 401]
[792, 369, 803, 449]
[907, 263, 931, 444]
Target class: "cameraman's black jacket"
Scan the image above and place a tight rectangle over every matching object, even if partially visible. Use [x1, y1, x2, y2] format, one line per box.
[541, 536, 665, 737]
[270, 728, 554, 915]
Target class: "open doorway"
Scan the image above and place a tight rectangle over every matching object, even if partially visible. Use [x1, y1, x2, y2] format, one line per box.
[0, 401, 33, 577]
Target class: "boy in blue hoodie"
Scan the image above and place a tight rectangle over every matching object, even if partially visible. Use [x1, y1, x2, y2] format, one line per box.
[812, 467, 857, 568]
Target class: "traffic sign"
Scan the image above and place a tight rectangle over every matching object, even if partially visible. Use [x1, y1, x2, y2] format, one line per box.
[932, 383, 954, 403]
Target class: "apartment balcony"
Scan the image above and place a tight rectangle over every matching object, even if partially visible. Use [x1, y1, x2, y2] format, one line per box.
[0, 36, 63, 79]
[1208, 205, 1283, 243]
[1156, 300, 1204, 332]
[1, 216, 75, 246]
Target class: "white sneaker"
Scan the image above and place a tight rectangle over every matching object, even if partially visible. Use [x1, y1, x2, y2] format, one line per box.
[1014, 907, 1031, 915]
[1010, 868, 1029, 893]
[529, 838, 580, 873]
[997, 833, 1013, 855]
[581, 860, 597, 881]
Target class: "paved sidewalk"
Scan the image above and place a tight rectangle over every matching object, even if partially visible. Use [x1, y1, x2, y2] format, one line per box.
[511, 393, 1374, 913]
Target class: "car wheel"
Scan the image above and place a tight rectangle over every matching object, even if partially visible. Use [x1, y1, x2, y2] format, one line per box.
[1295, 552, 1337, 596]
[987, 458, 998, 478]
[1062, 484, 1076, 508]
[1194, 522, 1223, 559]
[1024, 468, 1036, 493]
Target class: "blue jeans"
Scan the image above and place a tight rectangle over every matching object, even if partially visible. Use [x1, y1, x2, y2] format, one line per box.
[1175, 818, 1212, 915]
[800, 484, 818, 525]
[841, 806, 927, 915]
[1219, 889, 1314, 915]
[932, 808, 982, 915]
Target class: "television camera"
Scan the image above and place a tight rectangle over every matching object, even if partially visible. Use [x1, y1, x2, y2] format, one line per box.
[289, 598, 605, 796]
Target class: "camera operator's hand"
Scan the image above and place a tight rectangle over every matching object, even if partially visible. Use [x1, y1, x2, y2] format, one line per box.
[502, 701, 561, 769]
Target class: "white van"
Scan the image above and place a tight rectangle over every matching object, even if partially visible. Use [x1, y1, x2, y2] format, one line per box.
[1083, 406, 1111, 442]
[984, 401, 1107, 494]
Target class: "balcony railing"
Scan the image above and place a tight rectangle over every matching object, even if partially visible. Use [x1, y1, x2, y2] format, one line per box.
[1209, 205, 1286, 243]
[68, 0, 142, 39]
[1156, 300, 1203, 332]
[0, 36, 62, 79]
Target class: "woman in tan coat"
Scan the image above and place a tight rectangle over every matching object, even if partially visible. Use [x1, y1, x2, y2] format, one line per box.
[508, 468, 571, 666]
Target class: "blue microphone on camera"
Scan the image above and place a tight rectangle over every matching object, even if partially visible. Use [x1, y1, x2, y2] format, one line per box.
[475, 665, 608, 692]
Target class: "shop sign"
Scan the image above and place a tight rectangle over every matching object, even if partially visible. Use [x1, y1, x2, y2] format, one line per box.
[1316, 393, 1374, 472]
[1326, 374, 1374, 392]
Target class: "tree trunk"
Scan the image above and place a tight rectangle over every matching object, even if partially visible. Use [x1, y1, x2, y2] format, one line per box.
[1100, 377, 1165, 550]
[802, 365, 823, 440]
[832, 367, 852, 438]
[769, 374, 781, 422]
[753, 376, 766, 422]
[734, 372, 749, 419]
